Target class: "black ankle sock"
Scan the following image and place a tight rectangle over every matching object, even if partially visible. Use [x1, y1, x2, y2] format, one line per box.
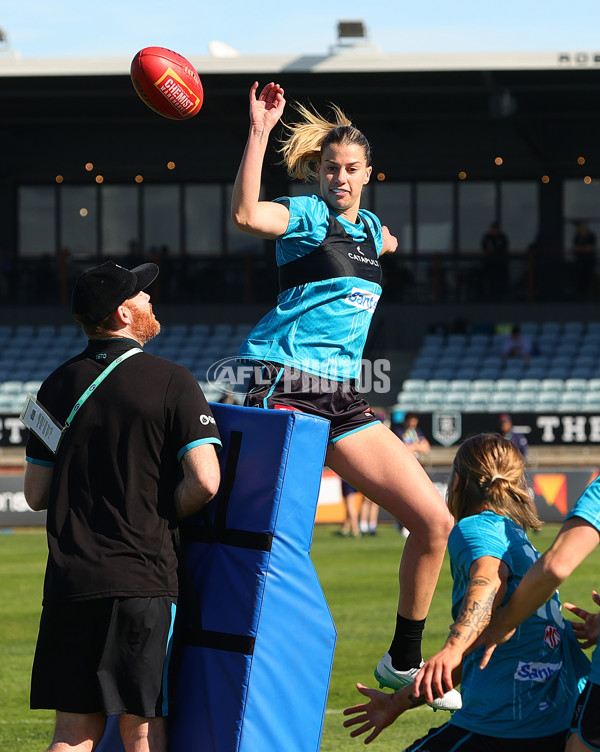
[388, 614, 425, 670]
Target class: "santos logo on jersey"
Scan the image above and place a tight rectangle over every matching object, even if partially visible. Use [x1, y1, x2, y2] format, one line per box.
[514, 660, 562, 682]
[346, 287, 380, 312]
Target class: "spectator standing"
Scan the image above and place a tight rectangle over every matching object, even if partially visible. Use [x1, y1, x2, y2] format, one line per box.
[392, 412, 431, 538]
[498, 413, 528, 460]
[23, 261, 222, 752]
[359, 496, 380, 537]
[572, 221, 597, 298]
[336, 479, 361, 537]
[481, 221, 509, 299]
[393, 412, 431, 463]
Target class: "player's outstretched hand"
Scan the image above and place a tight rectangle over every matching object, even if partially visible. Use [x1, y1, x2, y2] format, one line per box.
[249, 81, 286, 132]
[564, 589, 600, 649]
[343, 683, 411, 744]
[413, 645, 461, 704]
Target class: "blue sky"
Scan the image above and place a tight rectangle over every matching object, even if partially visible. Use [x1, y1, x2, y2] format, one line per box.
[2, 1, 600, 58]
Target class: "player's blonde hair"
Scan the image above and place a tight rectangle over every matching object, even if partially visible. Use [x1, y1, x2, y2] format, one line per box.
[278, 102, 372, 183]
[447, 433, 541, 531]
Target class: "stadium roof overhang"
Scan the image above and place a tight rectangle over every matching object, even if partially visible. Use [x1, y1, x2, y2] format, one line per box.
[1, 49, 600, 183]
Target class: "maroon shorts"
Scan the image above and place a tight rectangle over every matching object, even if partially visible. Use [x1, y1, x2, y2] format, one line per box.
[244, 362, 380, 444]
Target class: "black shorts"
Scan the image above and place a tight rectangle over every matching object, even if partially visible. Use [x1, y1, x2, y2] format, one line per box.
[571, 680, 600, 750]
[244, 362, 380, 444]
[404, 722, 568, 752]
[31, 596, 176, 717]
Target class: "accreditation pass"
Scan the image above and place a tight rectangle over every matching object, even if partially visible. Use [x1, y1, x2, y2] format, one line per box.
[20, 393, 64, 454]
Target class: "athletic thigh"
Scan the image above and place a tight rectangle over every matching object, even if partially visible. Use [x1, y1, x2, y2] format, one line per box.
[326, 422, 452, 534]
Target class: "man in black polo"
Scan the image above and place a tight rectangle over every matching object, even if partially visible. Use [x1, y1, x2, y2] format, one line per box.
[24, 261, 222, 752]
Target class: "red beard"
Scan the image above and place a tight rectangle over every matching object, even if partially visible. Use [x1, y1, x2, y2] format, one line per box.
[124, 300, 161, 345]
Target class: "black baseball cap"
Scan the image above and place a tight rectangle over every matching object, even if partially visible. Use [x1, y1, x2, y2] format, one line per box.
[499, 413, 511, 423]
[72, 261, 159, 323]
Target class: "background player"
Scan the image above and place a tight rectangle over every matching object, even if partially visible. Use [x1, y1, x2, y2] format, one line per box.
[344, 433, 589, 750]
[480, 472, 600, 752]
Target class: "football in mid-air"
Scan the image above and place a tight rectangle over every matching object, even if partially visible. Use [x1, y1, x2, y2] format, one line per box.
[130, 47, 203, 120]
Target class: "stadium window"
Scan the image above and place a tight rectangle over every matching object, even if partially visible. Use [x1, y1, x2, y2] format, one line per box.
[500, 182, 538, 250]
[184, 184, 223, 255]
[373, 182, 413, 252]
[18, 186, 56, 256]
[143, 185, 180, 254]
[563, 179, 600, 249]
[61, 185, 97, 257]
[458, 181, 495, 252]
[416, 182, 453, 253]
[101, 185, 138, 257]
[288, 182, 318, 198]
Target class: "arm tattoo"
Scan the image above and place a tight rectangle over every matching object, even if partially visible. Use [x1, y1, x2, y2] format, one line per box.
[450, 576, 499, 643]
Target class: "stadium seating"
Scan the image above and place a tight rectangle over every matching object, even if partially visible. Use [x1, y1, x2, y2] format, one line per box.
[0, 322, 255, 413]
[5, 320, 600, 417]
[394, 322, 600, 414]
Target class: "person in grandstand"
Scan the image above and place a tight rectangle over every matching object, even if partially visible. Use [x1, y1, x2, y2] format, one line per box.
[335, 479, 361, 537]
[480, 471, 600, 752]
[23, 261, 222, 752]
[343, 433, 589, 751]
[231, 81, 457, 710]
[393, 411, 431, 463]
[498, 413, 528, 460]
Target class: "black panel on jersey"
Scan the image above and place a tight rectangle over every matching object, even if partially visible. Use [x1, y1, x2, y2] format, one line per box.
[278, 213, 381, 293]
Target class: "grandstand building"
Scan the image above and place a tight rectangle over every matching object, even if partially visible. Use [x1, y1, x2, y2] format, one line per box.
[2, 29, 600, 452]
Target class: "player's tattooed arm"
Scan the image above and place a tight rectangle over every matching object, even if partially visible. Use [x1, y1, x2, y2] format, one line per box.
[448, 558, 509, 647]
[412, 556, 509, 704]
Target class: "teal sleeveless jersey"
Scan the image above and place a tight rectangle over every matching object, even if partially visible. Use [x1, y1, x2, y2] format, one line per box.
[448, 511, 589, 737]
[238, 194, 383, 382]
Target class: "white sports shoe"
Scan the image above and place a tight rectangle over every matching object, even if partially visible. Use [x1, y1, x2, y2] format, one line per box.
[374, 652, 462, 713]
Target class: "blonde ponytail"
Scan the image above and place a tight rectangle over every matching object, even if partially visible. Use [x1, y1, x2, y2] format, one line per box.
[448, 433, 541, 532]
[278, 101, 371, 183]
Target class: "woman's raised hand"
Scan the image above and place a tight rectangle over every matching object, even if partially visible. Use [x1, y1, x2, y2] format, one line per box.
[249, 81, 286, 131]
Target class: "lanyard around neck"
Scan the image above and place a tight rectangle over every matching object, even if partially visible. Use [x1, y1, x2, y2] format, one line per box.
[65, 347, 142, 427]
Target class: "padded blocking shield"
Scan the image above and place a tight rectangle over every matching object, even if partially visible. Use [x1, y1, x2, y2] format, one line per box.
[98, 403, 335, 752]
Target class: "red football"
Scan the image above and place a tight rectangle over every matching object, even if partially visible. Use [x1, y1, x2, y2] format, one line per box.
[130, 47, 203, 120]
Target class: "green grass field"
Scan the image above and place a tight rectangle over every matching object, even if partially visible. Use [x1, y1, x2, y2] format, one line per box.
[1, 523, 599, 751]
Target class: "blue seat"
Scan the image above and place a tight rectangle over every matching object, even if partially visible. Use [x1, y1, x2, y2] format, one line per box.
[572, 367, 598, 381]
[479, 367, 501, 380]
[409, 367, 433, 380]
[547, 367, 572, 380]
[401, 379, 428, 393]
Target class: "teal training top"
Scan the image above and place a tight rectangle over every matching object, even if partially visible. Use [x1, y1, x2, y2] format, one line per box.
[448, 511, 589, 738]
[238, 194, 383, 382]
